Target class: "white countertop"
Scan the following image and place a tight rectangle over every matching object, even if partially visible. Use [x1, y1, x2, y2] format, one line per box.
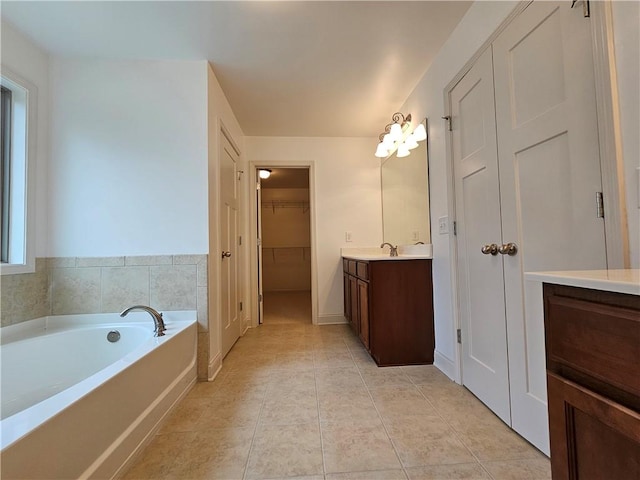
[525, 269, 640, 296]
[341, 245, 433, 261]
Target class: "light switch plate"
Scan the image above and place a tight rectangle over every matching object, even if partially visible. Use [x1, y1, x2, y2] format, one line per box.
[438, 216, 449, 235]
[345, 231, 353, 242]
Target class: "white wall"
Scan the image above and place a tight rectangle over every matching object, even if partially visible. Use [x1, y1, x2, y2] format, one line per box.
[246, 137, 382, 321]
[48, 59, 208, 257]
[0, 20, 49, 258]
[396, 1, 520, 379]
[397, 0, 640, 379]
[612, 1, 640, 268]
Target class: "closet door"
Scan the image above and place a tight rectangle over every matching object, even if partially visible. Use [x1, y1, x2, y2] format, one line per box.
[493, 1, 608, 454]
[451, 48, 511, 425]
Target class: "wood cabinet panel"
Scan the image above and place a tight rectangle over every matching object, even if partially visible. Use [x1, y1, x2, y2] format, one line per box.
[546, 295, 640, 397]
[544, 284, 640, 479]
[343, 258, 434, 366]
[547, 373, 640, 480]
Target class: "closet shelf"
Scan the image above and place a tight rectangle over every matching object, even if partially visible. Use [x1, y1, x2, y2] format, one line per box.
[261, 200, 310, 214]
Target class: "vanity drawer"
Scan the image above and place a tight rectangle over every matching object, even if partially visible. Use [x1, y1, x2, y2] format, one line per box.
[347, 260, 357, 276]
[356, 262, 369, 281]
[545, 295, 640, 397]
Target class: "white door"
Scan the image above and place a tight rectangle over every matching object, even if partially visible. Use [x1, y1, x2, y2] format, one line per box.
[451, 47, 512, 425]
[493, 1, 607, 453]
[256, 174, 264, 325]
[221, 133, 240, 357]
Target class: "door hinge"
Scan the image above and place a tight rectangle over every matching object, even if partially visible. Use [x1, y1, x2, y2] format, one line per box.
[257, 238, 262, 246]
[453, 221, 457, 236]
[457, 328, 462, 344]
[571, 0, 590, 17]
[239, 301, 243, 311]
[256, 182, 261, 190]
[258, 294, 263, 302]
[596, 191, 604, 218]
[442, 115, 452, 131]
[238, 235, 242, 246]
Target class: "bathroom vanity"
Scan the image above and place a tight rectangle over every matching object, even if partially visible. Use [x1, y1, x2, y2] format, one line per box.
[527, 270, 639, 480]
[342, 251, 434, 366]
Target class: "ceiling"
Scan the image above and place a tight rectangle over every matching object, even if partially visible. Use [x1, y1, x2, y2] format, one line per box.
[261, 168, 309, 189]
[1, 1, 472, 138]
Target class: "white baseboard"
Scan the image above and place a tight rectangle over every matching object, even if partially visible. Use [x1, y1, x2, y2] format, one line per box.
[316, 314, 347, 325]
[208, 352, 222, 381]
[434, 350, 458, 383]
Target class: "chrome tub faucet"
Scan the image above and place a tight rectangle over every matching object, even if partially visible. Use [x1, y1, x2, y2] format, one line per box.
[380, 242, 398, 257]
[120, 305, 166, 337]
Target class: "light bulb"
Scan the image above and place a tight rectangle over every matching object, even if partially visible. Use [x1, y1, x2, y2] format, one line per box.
[382, 133, 394, 147]
[375, 143, 389, 158]
[397, 144, 410, 158]
[390, 122, 403, 141]
[404, 133, 419, 150]
[412, 123, 427, 142]
[259, 169, 271, 179]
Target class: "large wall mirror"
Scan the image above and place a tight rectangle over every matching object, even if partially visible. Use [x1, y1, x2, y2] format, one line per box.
[381, 118, 431, 246]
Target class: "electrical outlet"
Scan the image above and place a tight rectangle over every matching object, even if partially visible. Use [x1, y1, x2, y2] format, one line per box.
[438, 216, 449, 235]
[411, 231, 419, 241]
[345, 231, 353, 242]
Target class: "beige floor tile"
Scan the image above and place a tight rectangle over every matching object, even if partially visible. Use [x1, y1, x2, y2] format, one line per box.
[315, 367, 366, 392]
[369, 385, 438, 418]
[158, 397, 211, 433]
[326, 470, 407, 479]
[321, 423, 402, 473]
[456, 424, 544, 462]
[401, 365, 454, 386]
[359, 366, 413, 387]
[385, 417, 476, 468]
[313, 350, 356, 369]
[260, 392, 319, 425]
[168, 427, 254, 479]
[245, 423, 323, 479]
[405, 463, 491, 479]
[268, 369, 317, 391]
[197, 395, 264, 430]
[482, 458, 551, 480]
[318, 390, 382, 426]
[122, 432, 194, 480]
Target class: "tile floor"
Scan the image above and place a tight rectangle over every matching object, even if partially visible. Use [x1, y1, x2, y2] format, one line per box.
[262, 291, 312, 325]
[123, 323, 550, 480]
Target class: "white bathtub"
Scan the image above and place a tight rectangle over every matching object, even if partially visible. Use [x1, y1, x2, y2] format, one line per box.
[0, 311, 197, 479]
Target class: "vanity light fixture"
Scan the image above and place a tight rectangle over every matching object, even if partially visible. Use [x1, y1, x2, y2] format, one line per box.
[374, 112, 425, 158]
[259, 169, 272, 179]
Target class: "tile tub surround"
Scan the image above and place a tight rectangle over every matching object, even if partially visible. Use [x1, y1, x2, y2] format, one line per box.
[122, 323, 549, 480]
[1, 255, 209, 378]
[1, 258, 51, 327]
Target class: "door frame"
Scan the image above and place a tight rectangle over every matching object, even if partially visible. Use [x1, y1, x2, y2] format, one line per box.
[248, 161, 319, 327]
[443, 0, 628, 383]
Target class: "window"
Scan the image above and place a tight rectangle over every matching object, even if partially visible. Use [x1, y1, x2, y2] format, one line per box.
[1, 85, 11, 263]
[0, 71, 36, 274]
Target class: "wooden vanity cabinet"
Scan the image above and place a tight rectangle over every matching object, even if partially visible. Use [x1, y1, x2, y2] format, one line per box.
[543, 284, 640, 480]
[343, 258, 434, 366]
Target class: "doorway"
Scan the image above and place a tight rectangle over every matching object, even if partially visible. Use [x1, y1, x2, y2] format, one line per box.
[257, 167, 312, 325]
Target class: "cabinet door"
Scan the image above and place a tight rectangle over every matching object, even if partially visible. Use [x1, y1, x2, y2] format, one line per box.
[343, 273, 351, 323]
[357, 279, 369, 350]
[348, 275, 359, 335]
[547, 372, 640, 480]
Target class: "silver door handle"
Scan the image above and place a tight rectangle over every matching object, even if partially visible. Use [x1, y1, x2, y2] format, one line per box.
[221, 251, 232, 258]
[498, 243, 518, 256]
[481, 244, 499, 255]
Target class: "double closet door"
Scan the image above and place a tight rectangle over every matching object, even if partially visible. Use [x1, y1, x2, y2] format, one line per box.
[451, 1, 608, 454]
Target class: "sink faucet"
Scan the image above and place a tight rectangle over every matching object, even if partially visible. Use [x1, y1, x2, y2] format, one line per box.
[120, 305, 166, 337]
[380, 242, 398, 257]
